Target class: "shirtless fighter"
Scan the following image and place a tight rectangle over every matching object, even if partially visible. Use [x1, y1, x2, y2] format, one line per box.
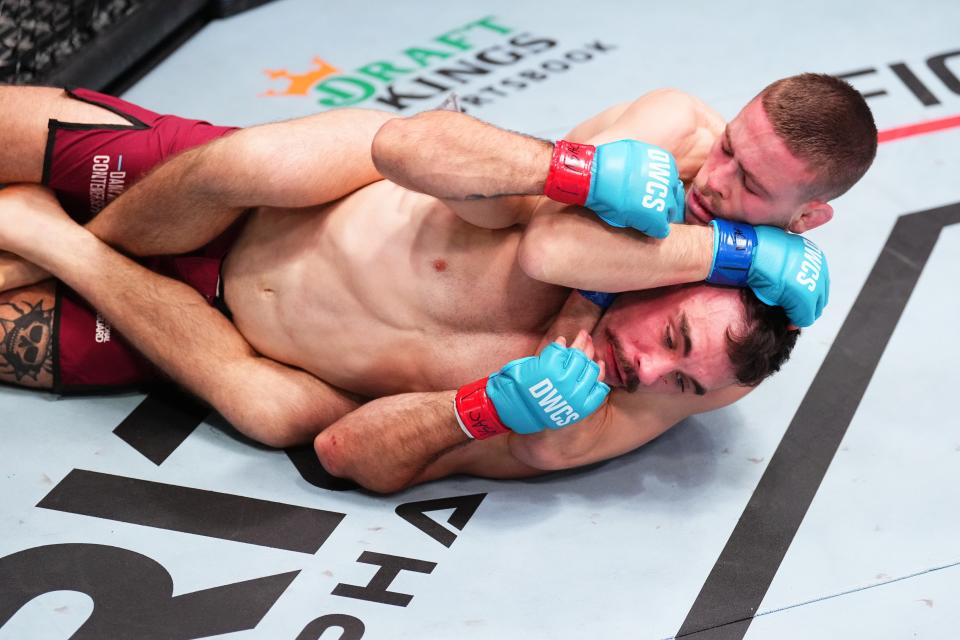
[0, 75, 875, 491]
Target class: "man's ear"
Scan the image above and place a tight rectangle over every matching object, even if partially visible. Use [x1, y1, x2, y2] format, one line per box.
[788, 201, 833, 233]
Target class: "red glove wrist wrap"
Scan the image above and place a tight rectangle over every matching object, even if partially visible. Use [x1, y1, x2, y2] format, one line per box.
[454, 377, 511, 440]
[543, 140, 595, 206]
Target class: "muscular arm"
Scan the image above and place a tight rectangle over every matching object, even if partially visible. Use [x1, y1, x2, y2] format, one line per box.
[314, 390, 545, 493]
[519, 212, 715, 292]
[372, 110, 552, 229]
[518, 90, 725, 292]
[314, 380, 752, 493]
[374, 90, 726, 291]
[315, 298, 604, 492]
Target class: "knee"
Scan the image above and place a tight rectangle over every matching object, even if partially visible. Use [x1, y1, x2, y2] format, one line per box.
[256, 427, 304, 450]
[0, 184, 59, 209]
[230, 405, 310, 450]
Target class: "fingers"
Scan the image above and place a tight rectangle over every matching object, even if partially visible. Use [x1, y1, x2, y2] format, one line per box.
[550, 330, 607, 387]
[569, 329, 594, 359]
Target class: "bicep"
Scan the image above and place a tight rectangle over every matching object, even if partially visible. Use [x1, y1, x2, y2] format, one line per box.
[575, 89, 722, 175]
[562, 101, 633, 143]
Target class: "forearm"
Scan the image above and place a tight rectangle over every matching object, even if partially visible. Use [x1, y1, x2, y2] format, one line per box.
[315, 391, 467, 493]
[535, 291, 604, 353]
[372, 110, 551, 227]
[315, 391, 544, 493]
[520, 209, 714, 291]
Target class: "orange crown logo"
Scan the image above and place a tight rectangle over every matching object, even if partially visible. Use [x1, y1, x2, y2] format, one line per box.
[261, 56, 339, 97]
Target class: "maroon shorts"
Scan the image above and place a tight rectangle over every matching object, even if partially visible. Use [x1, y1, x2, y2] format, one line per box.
[41, 88, 242, 392]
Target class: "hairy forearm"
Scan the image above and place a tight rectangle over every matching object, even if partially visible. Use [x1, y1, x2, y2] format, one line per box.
[520, 209, 714, 291]
[535, 291, 604, 352]
[372, 110, 551, 204]
[315, 391, 546, 493]
[316, 391, 468, 493]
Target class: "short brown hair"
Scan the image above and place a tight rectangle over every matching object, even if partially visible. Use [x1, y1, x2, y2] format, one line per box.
[760, 73, 877, 201]
[726, 289, 799, 387]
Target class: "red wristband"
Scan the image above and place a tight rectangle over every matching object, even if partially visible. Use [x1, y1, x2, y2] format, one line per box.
[454, 377, 511, 440]
[543, 140, 595, 206]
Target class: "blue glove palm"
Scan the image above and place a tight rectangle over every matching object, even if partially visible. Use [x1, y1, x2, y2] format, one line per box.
[487, 343, 610, 434]
[584, 140, 685, 238]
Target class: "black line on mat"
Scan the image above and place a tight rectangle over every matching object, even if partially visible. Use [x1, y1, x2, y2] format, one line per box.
[113, 386, 209, 465]
[676, 202, 960, 639]
[889, 63, 941, 107]
[38, 469, 346, 553]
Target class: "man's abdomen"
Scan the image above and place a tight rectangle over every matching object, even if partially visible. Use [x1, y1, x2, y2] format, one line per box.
[222, 186, 568, 398]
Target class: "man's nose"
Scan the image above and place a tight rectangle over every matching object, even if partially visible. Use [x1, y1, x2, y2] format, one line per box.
[705, 157, 734, 199]
[636, 352, 675, 387]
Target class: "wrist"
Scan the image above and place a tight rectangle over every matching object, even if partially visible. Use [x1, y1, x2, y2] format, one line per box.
[454, 378, 512, 440]
[544, 140, 595, 206]
[705, 219, 757, 287]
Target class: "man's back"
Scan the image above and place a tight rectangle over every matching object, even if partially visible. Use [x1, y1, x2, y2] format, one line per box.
[222, 179, 569, 397]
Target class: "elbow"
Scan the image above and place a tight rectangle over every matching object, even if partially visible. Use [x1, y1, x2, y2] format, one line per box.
[518, 215, 566, 285]
[313, 429, 348, 479]
[371, 116, 416, 184]
[313, 429, 408, 495]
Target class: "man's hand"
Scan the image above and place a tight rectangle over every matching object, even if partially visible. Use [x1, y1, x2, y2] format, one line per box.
[544, 139, 685, 238]
[455, 330, 610, 439]
[706, 219, 829, 327]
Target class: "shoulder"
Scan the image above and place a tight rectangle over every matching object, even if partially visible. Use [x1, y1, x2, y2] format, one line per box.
[620, 88, 723, 133]
[631, 90, 725, 180]
[584, 89, 725, 175]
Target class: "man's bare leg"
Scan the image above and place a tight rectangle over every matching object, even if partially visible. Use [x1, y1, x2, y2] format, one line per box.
[0, 86, 130, 183]
[0, 87, 135, 289]
[0, 86, 396, 292]
[0, 281, 56, 390]
[0, 184, 361, 446]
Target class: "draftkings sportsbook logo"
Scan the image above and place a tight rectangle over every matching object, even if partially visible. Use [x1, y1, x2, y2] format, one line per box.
[259, 16, 616, 111]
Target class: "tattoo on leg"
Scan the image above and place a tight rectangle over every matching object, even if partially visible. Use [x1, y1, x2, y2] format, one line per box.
[0, 300, 54, 381]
